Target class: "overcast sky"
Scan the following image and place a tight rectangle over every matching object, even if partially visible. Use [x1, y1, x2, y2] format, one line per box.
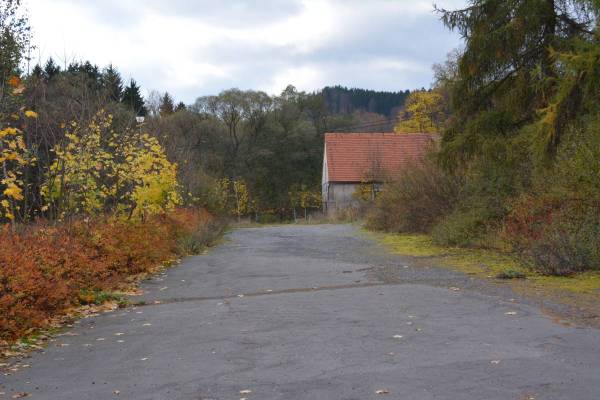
[26, 0, 466, 103]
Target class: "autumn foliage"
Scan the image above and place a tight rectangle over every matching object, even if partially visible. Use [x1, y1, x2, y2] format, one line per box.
[0, 208, 217, 341]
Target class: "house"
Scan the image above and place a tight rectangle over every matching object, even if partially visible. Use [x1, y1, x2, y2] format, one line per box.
[322, 132, 436, 214]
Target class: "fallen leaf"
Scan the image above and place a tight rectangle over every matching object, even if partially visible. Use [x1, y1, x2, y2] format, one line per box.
[392, 335, 403, 339]
[115, 333, 124, 336]
[449, 287, 461, 291]
[490, 360, 501, 364]
[142, 323, 152, 326]
[505, 311, 517, 316]
[113, 389, 120, 395]
[96, 338, 105, 341]
[7, 76, 21, 87]
[11, 393, 29, 399]
[239, 390, 252, 394]
[140, 357, 149, 361]
[375, 389, 390, 395]
[12, 85, 25, 95]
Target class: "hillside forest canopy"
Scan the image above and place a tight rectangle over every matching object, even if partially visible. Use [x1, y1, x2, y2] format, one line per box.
[0, 10, 415, 224]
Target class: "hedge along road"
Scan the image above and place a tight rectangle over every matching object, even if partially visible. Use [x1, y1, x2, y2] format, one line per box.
[2, 225, 600, 400]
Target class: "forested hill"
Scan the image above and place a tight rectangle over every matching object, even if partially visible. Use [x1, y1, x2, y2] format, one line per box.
[320, 86, 411, 117]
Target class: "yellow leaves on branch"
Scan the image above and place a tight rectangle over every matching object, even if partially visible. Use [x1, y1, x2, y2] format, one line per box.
[3, 184, 24, 201]
[126, 134, 181, 217]
[289, 186, 322, 210]
[24, 110, 38, 119]
[43, 111, 180, 218]
[394, 90, 445, 134]
[8, 76, 25, 95]
[208, 177, 255, 217]
[1, 125, 30, 221]
[233, 179, 249, 218]
[7, 76, 21, 88]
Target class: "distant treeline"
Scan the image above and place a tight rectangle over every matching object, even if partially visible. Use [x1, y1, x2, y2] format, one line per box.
[320, 86, 411, 117]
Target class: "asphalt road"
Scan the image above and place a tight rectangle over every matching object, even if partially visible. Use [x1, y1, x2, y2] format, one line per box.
[2, 224, 600, 399]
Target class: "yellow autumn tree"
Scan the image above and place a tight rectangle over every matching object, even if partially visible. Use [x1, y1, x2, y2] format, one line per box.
[353, 180, 377, 203]
[43, 111, 180, 219]
[232, 179, 249, 221]
[208, 178, 231, 214]
[394, 90, 445, 134]
[0, 75, 37, 223]
[290, 185, 321, 220]
[0, 126, 29, 221]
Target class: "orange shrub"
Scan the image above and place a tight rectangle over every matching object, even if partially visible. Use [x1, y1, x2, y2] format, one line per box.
[503, 195, 600, 275]
[0, 208, 216, 341]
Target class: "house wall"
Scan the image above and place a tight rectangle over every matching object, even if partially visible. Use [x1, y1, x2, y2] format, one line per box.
[324, 183, 360, 214]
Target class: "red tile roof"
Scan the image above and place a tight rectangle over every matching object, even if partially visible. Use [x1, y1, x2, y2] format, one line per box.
[324, 133, 437, 182]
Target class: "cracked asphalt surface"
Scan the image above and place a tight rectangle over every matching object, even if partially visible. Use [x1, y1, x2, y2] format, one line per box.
[2, 224, 600, 399]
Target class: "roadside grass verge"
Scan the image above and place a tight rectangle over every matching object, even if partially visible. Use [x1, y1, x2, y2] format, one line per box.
[368, 231, 600, 325]
[0, 208, 225, 348]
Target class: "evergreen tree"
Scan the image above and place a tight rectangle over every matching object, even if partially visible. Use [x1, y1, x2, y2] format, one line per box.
[159, 92, 175, 115]
[43, 58, 60, 80]
[31, 64, 43, 79]
[436, 0, 598, 164]
[320, 86, 410, 117]
[175, 101, 186, 112]
[79, 60, 100, 83]
[101, 64, 123, 102]
[122, 79, 147, 116]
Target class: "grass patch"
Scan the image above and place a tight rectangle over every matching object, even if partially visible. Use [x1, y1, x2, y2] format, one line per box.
[370, 231, 526, 277]
[496, 269, 527, 279]
[367, 230, 600, 323]
[375, 233, 447, 257]
[78, 289, 129, 307]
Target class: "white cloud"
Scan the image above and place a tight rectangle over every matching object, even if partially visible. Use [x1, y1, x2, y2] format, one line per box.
[25, 0, 466, 102]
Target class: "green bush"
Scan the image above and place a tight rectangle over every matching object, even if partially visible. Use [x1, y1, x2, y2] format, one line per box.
[505, 196, 600, 276]
[496, 269, 526, 279]
[177, 220, 227, 255]
[503, 119, 600, 276]
[431, 206, 497, 247]
[366, 158, 463, 233]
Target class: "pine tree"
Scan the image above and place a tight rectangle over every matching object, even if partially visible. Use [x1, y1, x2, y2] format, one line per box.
[159, 92, 175, 116]
[79, 61, 100, 83]
[31, 64, 43, 79]
[175, 101, 186, 112]
[101, 64, 123, 102]
[436, 0, 598, 162]
[122, 79, 147, 116]
[43, 58, 60, 80]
